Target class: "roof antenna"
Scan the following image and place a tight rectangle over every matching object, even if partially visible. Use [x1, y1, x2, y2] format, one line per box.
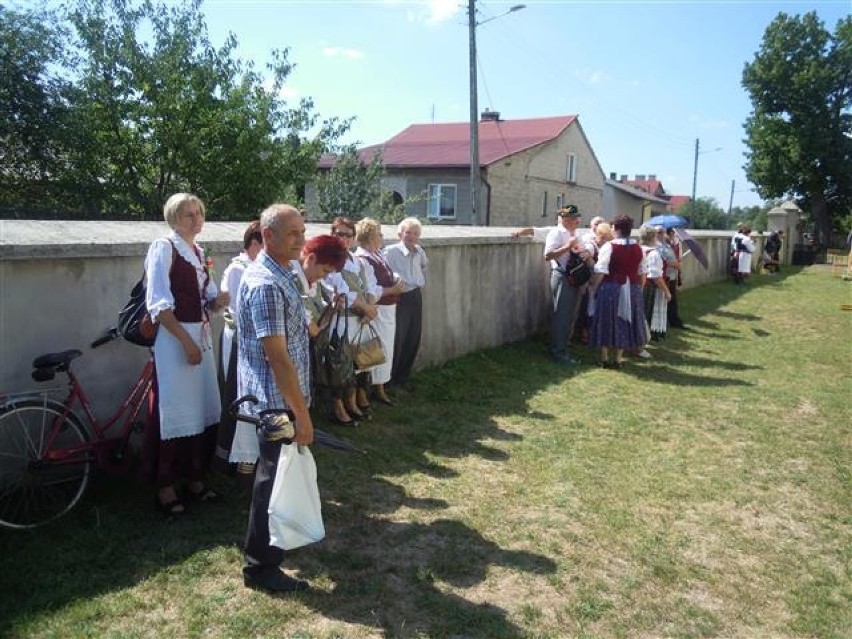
[431, 104, 435, 123]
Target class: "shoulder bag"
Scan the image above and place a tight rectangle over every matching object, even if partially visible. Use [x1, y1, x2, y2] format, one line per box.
[565, 251, 593, 287]
[118, 240, 176, 347]
[313, 299, 356, 390]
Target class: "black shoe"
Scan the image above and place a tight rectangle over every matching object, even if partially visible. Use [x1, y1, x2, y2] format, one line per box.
[330, 414, 358, 428]
[244, 571, 310, 594]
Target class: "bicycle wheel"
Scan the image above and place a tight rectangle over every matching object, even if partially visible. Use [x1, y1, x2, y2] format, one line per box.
[0, 399, 92, 529]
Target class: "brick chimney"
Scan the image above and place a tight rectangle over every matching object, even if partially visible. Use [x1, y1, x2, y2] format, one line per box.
[620, 174, 628, 182]
[635, 174, 646, 181]
[609, 172, 617, 180]
[648, 174, 656, 181]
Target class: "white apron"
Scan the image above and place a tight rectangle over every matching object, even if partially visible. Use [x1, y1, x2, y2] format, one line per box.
[370, 304, 396, 385]
[154, 322, 220, 440]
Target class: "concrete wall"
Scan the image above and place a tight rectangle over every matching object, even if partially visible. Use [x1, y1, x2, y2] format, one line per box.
[1, 221, 760, 418]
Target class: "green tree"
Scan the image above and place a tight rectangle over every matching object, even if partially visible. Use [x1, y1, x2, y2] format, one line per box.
[313, 147, 414, 224]
[681, 196, 731, 230]
[62, 0, 349, 219]
[0, 6, 74, 214]
[742, 12, 852, 246]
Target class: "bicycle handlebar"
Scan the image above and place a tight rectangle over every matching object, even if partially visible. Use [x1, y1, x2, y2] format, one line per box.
[91, 327, 119, 349]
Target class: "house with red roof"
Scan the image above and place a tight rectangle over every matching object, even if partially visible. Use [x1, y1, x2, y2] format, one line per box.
[309, 112, 606, 226]
[604, 173, 692, 221]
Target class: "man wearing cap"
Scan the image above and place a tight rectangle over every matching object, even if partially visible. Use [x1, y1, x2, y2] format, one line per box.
[544, 204, 590, 364]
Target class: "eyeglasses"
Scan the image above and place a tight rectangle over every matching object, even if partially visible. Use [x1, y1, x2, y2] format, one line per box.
[332, 230, 354, 238]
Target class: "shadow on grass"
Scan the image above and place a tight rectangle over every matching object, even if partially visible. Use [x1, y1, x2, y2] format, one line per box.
[0, 272, 798, 636]
[0, 341, 566, 638]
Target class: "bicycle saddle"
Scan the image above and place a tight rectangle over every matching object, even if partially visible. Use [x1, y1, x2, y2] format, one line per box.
[32, 350, 83, 370]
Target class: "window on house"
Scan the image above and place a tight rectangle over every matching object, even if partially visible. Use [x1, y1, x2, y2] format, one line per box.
[427, 184, 457, 219]
[556, 193, 564, 210]
[566, 153, 577, 183]
[541, 191, 548, 217]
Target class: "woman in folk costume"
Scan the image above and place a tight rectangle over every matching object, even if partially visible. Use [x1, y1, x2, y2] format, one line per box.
[213, 220, 262, 477]
[289, 235, 352, 426]
[353, 217, 407, 405]
[324, 217, 380, 418]
[736, 227, 756, 284]
[144, 193, 229, 515]
[641, 226, 672, 343]
[588, 215, 650, 369]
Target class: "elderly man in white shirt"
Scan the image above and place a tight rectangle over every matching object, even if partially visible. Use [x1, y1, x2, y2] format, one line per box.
[384, 217, 429, 387]
[544, 204, 593, 365]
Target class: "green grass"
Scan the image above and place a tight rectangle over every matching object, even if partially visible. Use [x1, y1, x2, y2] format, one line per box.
[1, 266, 850, 638]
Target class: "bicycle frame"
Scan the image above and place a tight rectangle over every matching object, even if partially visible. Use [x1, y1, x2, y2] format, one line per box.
[40, 359, 155, 464]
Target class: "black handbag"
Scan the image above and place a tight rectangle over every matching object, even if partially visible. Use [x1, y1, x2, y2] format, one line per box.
[313, 301, 356, 390]
[118, 277, 158, 347]
[118, 240, 176, 348]
[566, 251, 592, 287]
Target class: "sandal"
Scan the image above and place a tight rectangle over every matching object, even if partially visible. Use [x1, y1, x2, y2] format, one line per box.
[188, 485, 222, 503]
[155, 496, 186, 516]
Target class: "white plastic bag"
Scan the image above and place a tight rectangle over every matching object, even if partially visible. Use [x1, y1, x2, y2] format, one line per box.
[268, 444, 325, 550]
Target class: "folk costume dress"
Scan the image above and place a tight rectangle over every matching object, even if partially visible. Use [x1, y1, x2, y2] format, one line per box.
[354, 246, 398, 385]
[146, 231, 221, 439]
[642, 245, 668, 341]
[144, 231, 221, 485]
[590, 238, 649, 350]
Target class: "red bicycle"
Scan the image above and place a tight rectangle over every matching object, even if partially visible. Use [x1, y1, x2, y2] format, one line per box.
[0, 328, 154, 529]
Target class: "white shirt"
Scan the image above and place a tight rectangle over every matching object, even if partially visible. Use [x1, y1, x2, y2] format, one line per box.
[544, 225, 581, 271]
[220, 252, 251, 318]
[353, 247, 386, 301]
[384, 242, 428, 292]
[643, 246, 664, 279]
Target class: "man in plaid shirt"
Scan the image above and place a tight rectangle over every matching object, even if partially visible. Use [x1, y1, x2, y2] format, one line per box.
[237, 203, 314, 594]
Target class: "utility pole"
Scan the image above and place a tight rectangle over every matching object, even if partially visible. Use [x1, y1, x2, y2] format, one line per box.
[728, 179, 735, 215]
[468, 0, 480, 226]
[691, 138, 699, 213]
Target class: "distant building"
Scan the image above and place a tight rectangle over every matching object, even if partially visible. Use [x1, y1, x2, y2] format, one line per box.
[307, 113, 607, 226]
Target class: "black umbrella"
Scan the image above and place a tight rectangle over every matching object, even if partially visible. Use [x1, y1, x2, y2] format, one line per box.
[229, 395, 366, 455]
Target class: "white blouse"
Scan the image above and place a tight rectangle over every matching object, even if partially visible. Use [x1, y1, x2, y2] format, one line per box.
[145, 230, 218, 321]
[352, 247, 384, 301]
[643, 247, 664, 279]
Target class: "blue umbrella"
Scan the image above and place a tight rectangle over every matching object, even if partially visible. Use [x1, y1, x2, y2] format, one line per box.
[645, 214, 688, 229]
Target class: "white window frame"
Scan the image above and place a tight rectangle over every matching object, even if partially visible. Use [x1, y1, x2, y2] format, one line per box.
[566, 153, 577, 183]
[426, 183, 457, 220]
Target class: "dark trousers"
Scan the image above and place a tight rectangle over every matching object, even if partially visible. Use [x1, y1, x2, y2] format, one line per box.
[244, 434, 285, 579]
[391, 288, 422, 386]
[667, 278, 683, 326]
[213, 331, 238, 473]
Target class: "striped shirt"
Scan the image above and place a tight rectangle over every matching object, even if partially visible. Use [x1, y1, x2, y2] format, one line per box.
[236, 251, 311, 415]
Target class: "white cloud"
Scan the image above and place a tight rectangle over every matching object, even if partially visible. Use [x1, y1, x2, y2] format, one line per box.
[322, 46, 365, 60]
[689, 115, 729, 130]
[393, 0, 460, 25]
[574, 68, 610, 85]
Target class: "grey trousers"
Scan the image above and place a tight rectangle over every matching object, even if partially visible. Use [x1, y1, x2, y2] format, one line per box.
[548, 270, 582, 358]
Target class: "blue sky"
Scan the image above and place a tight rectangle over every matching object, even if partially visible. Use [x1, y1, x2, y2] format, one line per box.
[202, 1, 847, 210]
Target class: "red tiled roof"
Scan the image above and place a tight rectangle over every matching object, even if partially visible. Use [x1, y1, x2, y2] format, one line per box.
[667, 195, 691, 212]
[319, 116, 577, 169]
[623, 179, 665, 197]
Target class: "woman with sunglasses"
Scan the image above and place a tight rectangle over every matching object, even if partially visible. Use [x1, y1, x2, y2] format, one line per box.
[324, 217, 380, 418]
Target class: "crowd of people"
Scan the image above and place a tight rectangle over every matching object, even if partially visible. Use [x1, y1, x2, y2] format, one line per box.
[142, 195, 428, 593]
[539, 204, 687, 369]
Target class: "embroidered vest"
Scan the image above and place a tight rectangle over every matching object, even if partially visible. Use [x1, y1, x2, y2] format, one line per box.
[171, 250, 210, 323]
[361, 252, 399, 305]
[605, 242, 643, 286]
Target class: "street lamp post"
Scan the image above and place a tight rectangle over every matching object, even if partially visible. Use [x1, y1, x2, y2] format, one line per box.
[690, 138, 722, 211]
[468, 1, 525, 226]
